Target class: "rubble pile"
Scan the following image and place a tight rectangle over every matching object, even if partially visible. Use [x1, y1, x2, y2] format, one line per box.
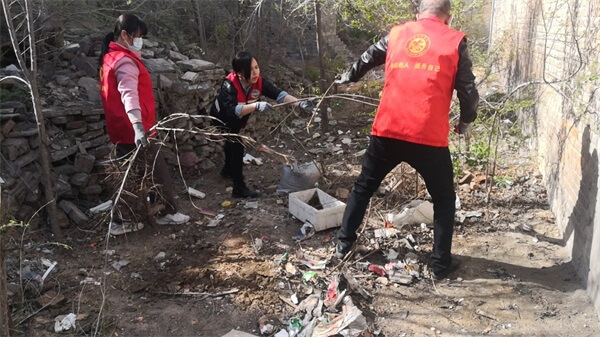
[0, 31, 225, 227]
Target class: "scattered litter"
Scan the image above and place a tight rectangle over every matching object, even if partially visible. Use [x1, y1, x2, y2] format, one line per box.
[277, 252, 289, 266]
[313, 297, 365, 337]
[368, 264, 387, 277]
[89, 200, 113, 214]
[274, 330, 289, 337]
[324, 275, 346, 308]
[111, 260, 130, 271]
[54, 313, 77, 332]
[252, 238, 263, 253]
[259, 315, 276, 335]
[226, 186, 233, 193]
[276, 161, 321, 195]
[286, 263, 298, 275]
[341, 138, 352, 144]
[290, 293, 299, 305]
[386, 200, 434, 227]
[221, 329, 259, 337]
[208, 214, 225, 227]
[302, 271, 318, 283]
[389, 273, 413, 285]
[374, 227, 398, 238]
[186, 187, 206, 199]
[102, 250, 115, 256]
[386, 249, 399, 260]
[154, 252, 166, 261]
[245, 201, 258, 209]
[221, 200, 232, 207]
[243, 153, 263, 165]
[476, 309, 498, 321]
[289, 188, 346, 231]
[292, 222, 315, 242]
[296, 251, 327, 270]
[288, 317, 302, 337]
[200, 209, 218, 217]
[80, 277, 101, 286]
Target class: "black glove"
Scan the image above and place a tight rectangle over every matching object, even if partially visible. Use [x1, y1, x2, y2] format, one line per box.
[298, 99, 316, 114]
[334, 72, 351, 85]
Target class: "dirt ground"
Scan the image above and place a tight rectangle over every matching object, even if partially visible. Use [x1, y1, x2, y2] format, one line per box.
[5, 100, 600, 337]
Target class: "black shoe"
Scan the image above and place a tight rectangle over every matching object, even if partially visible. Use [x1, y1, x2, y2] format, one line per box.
[334, 240, 352, 259]
[431, 258, 462, 280]
[219, 167, 231, 179]
[232, 184, 259, 198]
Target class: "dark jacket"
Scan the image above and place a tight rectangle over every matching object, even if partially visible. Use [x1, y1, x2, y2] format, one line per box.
[210, 75, 283, 133]
[345, 34, 479, 124]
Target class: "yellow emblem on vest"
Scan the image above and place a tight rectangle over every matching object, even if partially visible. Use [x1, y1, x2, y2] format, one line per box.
[404, 34, 431, 57]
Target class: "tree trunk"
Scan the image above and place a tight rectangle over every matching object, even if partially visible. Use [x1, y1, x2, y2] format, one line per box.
[315, 0, 329, 133]
[2, 0, 63, 240]
[0, 235, 11, 337]
[192, 0, 207, 52]
[29, 75, 63, 241]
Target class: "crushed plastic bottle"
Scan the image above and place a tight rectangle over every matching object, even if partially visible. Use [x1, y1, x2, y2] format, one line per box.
[288, 317, 302, 337]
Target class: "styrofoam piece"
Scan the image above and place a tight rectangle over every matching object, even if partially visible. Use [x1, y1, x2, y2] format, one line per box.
[186, 187, 206, 199]
[288, 188, 346, 232]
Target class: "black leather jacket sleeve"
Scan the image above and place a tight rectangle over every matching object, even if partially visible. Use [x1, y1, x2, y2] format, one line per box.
[346, 35, 389, 82]
[261, 78, 283, 101]
[454, 37, 479, 124]
[211, 79, 239, 122]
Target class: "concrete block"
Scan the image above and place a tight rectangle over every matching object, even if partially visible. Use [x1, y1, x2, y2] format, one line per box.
[289, 188, 346, 232]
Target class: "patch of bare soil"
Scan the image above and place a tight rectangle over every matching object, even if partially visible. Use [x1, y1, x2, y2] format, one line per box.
[6, 99, 600, 337]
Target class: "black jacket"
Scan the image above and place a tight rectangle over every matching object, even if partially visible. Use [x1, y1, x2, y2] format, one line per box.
[210, 76, 283, 133]
[345, 35, 479, 123]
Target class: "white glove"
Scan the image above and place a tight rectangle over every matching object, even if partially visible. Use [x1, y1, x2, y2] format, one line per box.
[334, 72, 351, 85]
[298, 99, 316, 114]
[255, 101, 273, 112]
[132, 122, 148, 147]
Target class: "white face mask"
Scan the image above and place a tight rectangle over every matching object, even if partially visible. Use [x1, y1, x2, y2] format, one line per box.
[129, 37, 143, 52]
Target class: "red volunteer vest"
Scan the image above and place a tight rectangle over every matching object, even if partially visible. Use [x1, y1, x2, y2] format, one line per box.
[373, 16, 465, 147]
[226, 72, 263, 105]
[100, 41, 156, 144]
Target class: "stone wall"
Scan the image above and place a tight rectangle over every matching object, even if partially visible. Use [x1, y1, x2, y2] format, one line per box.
[489, 0, 600, 317]
[0, 34, 224, 227]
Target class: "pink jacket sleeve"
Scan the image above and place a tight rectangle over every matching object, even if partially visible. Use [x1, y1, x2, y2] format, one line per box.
[114, 57, 142, 124]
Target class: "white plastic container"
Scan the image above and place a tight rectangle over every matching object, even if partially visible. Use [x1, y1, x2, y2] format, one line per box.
[288, 188, 346, 231]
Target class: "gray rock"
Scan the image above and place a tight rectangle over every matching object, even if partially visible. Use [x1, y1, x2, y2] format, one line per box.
[74, 153, 95, 173]
[72, 55, 98, 77]
[77, 77, 101, 102]
[176, 59, 215, 72]
[70, 172, 89, 187]
[168, 50, 189, 61]
[1, 137, 29, 160]
[143, 39, 159, 48]
[180, 71, 200, 83]
[58, 200, 89, 226]
[56, 75, 71, 86]
[143, 58, 176, 73]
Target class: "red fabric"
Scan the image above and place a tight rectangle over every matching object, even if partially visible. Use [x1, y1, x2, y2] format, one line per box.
[226, 72, 263, 104]
[100, 41, 156, 144]
[373, 16, 465, 147]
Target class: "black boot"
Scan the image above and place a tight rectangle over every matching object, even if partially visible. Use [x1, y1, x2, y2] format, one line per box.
[232, 181, 259, 198]
[219, 166, 231, 178]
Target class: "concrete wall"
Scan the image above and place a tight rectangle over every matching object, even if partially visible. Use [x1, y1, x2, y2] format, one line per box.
[489, 0, 600, 318]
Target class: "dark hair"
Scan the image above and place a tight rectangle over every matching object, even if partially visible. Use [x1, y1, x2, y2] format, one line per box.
[418, 0, 451, 16]
[99, 14, 148, 65]
[232, 51, 254, 80]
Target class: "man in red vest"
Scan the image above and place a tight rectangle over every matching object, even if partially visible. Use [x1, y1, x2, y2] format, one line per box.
[334, 0, 479, 279]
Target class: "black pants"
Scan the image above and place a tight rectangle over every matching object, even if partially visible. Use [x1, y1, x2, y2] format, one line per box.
[116, 142, 178, 214]
[223, 137, 245, 185]
[336, 136, 456, 271]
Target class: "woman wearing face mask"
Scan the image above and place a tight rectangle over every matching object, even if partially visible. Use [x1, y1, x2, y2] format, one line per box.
[99, 13, 190, 235]
[211, 51, 315, 198]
